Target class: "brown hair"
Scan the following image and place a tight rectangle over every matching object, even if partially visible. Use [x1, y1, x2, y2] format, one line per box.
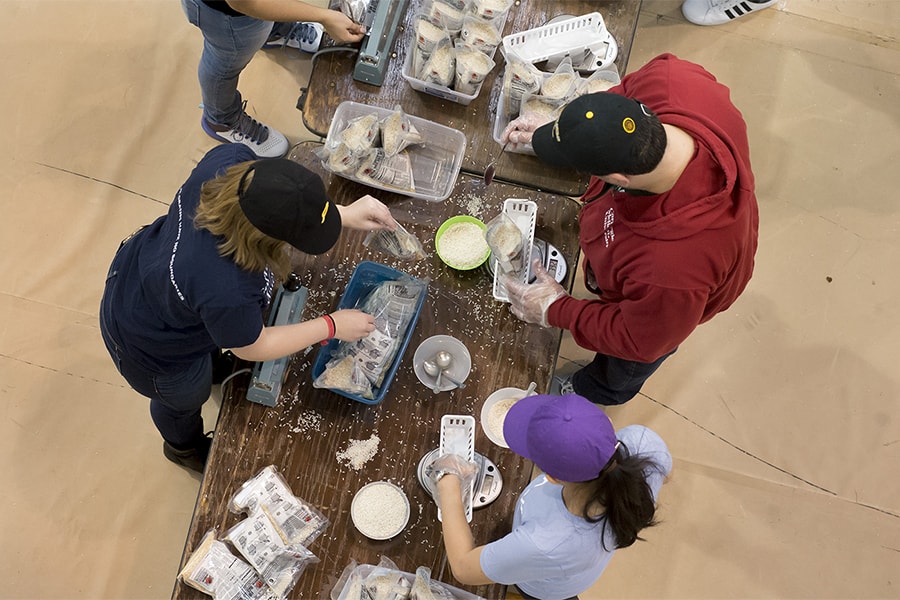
[193, 162, 292, 280]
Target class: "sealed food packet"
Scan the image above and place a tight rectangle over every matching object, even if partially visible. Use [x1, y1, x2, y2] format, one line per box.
[179, 530, 279, 600]
[458, 15, 502, 55]
[224, 512, 319, 599]
[413, 15, 451, 76]
[355, 149, 416, 192]
[313, 354, 374, 398]
[576, 69, 619, 95]
[315, 142, 363, 175]
[469, 0, 513, 20]
[229, 465, 330, 547]
[380, 105, 424, 157]
[420, 37, 456, 87]
[502, 56, 543, 118]
[453, 45, 495, 95]
[485, 212, 524, 275]
[340, 113, 381, 153]
[520, 91, 566, 120]
[426, 0, 467, 34]
[364, 221, 427, 261]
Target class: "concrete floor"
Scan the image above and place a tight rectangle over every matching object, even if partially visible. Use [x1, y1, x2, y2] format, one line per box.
[1, 0, 898, 598]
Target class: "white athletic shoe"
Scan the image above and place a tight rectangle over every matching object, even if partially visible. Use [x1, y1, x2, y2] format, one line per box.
[681, 0, 777, 26]
[202, 102, 289, 159]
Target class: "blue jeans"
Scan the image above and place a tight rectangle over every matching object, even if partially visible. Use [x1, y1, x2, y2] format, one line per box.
[180, 0, 273, 127]
[572, 348, 677, 406]
[100, 247, 212, 449]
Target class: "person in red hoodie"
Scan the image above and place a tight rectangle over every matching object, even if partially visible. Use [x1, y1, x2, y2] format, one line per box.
[501, 53, 759, 405]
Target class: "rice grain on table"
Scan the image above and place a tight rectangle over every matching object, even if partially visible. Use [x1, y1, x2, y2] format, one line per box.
[353, 483, 408, 538]
[438, 222, 489, 268]
[336, 433, 380, 470]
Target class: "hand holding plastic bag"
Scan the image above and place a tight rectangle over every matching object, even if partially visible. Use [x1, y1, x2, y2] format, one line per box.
[505, 259, 566, 327]
[500, 111, 555, 150]
[425, 453, 478, 508]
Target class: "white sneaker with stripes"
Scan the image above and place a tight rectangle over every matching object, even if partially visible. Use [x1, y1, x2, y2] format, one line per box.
[681, 0, 777, 26]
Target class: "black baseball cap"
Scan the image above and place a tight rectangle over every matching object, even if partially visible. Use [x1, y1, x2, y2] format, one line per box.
[532, 92, 666, 176]
[237, 159, 341, 255]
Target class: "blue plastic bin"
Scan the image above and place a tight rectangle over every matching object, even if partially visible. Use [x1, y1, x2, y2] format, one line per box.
[312, 261, 427, 404]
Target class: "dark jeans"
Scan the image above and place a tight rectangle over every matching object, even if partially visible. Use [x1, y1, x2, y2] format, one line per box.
[100, 247, 212, 449]
[572, 348, 677, 405]
[515, 585, 578, 600]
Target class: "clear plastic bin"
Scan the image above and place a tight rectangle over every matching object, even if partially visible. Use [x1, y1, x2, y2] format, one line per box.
[501, 12, 617, 71]
[323, 101, 466, 202]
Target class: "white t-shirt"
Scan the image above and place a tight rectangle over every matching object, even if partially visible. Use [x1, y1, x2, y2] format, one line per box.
[479, 425, 672, 600]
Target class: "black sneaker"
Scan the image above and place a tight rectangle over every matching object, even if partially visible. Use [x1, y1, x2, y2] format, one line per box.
[211, 350, 235, 385]
[163, 433, 212, 474]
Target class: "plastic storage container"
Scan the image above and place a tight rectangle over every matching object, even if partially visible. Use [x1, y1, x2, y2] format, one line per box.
[324, 101, 466, 202]
[501, 12, 618, 71]
[312, 261, 427, 404]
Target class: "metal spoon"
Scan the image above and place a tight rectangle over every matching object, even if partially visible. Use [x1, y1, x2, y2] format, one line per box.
[435, 351, 467, 390]
[523, 381, 537, 397]
[422, 359, 443, 394]
[483, 141, 509, 186]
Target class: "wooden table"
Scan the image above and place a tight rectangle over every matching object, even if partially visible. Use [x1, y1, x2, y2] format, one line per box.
[299, 0, 642, 197]
[173, 142, 582, 599]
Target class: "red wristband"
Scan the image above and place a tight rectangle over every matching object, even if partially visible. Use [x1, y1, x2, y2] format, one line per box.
[320, 314, 336, 346]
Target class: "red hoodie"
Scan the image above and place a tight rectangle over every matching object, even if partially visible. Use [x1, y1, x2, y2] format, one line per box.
[547, 54, 759, 362]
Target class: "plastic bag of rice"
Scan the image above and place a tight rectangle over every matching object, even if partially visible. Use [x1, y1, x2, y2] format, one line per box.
[576, 69, 620, 96]
[380, 105, 424, 157]
[314, 142, 362, 175]
[364, 221, 427, 261]
[469, 0, 513, 20]
[502, 56, 543, 118]
[540, 56, 579, 100]
[179, 530, 278, 600]
[340, 0, 370, 24]
[427, 0, 466, 34]
[355, 148, 415, 192]
[339, 112, 381, 152]
[412, 15, 451, 78]
[419, 37, 455, 87]
[458, 14, 502, 55]
[520, 91, 566, 120]
[453, 45, 495, 95]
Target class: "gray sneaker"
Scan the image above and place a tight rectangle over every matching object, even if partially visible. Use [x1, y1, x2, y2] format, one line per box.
[202, 102, 288, 159]
[549, 359, 587, 396]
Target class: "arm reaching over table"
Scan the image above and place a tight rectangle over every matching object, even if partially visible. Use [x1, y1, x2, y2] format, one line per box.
[505, 260, 567, 327]
[500, 112, 555, 151]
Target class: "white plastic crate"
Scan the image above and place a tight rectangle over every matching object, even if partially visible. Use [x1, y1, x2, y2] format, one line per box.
[438, 414, 476, 522]
[501, 12, 618, 71]
[492, 199, 537, 303]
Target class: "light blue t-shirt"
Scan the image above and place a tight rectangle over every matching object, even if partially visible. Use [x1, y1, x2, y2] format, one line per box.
[480, 425, 672, 600]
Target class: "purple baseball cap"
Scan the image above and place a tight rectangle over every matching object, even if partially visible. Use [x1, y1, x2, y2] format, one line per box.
[503, 393, 618, 483]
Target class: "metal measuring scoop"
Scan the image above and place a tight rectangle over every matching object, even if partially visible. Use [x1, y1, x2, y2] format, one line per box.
[483, 141, 509, 186]
[422, 359, 443, 394]
[436, 351, 466, 389]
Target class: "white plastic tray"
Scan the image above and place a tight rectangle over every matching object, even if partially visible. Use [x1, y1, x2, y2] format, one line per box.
[323, 101, 466, 202]
[501, 12, 617, 71]
[438, 414, 475, 522]
[492, 199, 537, 303]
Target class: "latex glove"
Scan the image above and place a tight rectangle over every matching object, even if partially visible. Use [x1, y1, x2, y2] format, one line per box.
[500, 112, 555, 151]
[505, 259, 566, 327]
[338, 194, 397, 232]
[425, 453, 478, 506]
[321, 9, 366, 43]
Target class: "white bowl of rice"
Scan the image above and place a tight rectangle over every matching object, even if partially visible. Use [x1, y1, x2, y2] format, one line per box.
[481, 386, 529, 448]
[350, 481, 410, 540]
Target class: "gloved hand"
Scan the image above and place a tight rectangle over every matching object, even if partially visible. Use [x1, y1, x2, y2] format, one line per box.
[500, 112, 555, 152]
[425, 453, 478, 506]
[505, 259, 566, 327]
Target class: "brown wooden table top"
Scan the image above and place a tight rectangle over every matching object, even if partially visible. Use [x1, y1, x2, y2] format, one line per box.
[299, 0, 642, 197]
[172, 142, 582, 599]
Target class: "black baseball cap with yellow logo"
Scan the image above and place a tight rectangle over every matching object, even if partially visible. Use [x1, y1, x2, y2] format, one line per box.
[238, 159, 342, 255]
[532, 92, 666, 176]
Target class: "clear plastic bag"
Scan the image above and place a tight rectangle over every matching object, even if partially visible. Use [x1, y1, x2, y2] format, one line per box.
[453, 44, 495, 96]
[315, 142, 364, 175]
[576, 68, 620, 96]
[380, 105, 424, 157]
[468, 0, 513, 20]
[540, 56, 579, 100]
[485, 212, 524, 275]
[339, 112, 381, 153]
[420, 36, 455, 87]
[364, 221, 427, 261]
[179, 530, 279, 600]
[412, 15, 452, 77]
[224, 512, 319, 599]
[502, 56, 543, 118]
[355, 149, 416, 192]
[229, 465, 330, 547]
[410, 566, 457, 600]
[458, 15, 501, 55]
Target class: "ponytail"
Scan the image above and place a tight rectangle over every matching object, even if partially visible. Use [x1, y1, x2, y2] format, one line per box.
[581, 442, 663, 550]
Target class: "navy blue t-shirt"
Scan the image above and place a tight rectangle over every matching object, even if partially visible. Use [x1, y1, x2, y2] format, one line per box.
[109, 144, 274, 372]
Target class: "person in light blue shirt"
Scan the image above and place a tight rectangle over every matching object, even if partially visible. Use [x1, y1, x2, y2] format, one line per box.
[429, 394, 672, 600]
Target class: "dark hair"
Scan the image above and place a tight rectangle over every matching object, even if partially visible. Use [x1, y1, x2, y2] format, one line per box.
[624, 112, 667, 175]
[581, 441, 664, 550]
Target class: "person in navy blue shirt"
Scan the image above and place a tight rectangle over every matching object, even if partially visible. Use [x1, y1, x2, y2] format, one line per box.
[100, 144, 396, 472]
